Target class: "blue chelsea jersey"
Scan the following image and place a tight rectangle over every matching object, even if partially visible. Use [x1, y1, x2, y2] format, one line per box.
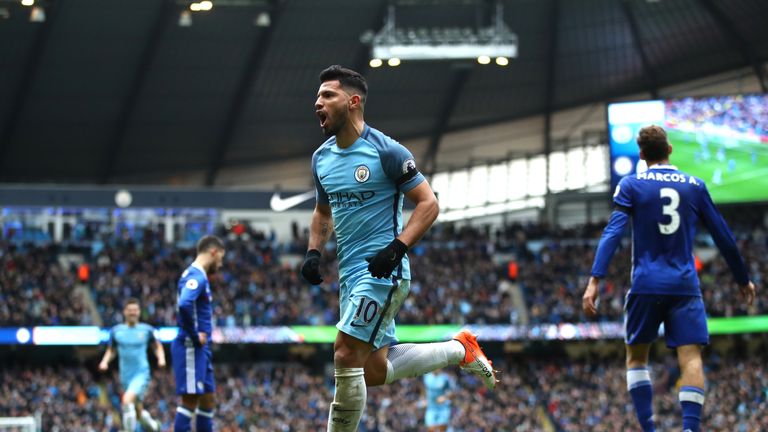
[592, 165, 749, 296]
[312, 124, 425, 283]
[175, 263, 213, 341]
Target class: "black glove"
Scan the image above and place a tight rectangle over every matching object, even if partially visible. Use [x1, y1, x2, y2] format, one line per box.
[300, 249, 323, 285]
[366, 238, 408, 279]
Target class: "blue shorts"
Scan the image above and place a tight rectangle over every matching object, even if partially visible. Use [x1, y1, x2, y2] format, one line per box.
[624, 294, 709, 348]
[121, 372, 150, 400]
[337, 278, 410, 349]
[425, 407, 451, 427]
[171, 338, 215, 395]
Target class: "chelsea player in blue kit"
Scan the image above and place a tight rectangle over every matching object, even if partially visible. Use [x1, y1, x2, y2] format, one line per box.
[171, 235, 225, 432]
[583, 125, 756, 432]
[423, 371, 456, 431]
[301, 65, 497, 432]
[99, 298, 165, 432]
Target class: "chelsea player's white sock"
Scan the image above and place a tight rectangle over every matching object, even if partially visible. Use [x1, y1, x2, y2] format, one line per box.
[122, 403, 136, 432]
[327, 367, 366, 432]
[384, 341, 465, 384]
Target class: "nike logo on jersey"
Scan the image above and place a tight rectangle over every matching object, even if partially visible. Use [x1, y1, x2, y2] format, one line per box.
[269, 190, 315, 212]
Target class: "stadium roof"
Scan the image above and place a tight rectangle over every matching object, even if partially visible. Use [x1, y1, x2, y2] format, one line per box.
[0, 0, 766, 185]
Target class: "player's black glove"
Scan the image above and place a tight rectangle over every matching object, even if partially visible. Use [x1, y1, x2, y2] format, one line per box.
[366, 238, 408, 279]
[300, 249, 323, 285]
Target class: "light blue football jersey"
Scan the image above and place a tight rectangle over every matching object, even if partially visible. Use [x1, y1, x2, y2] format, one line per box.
[424, 372, 454, 410]
[109, 323, 156, 380]
[312, 124, 425, 283]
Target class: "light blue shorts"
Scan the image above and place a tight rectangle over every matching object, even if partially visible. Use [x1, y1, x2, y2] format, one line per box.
[337, 278, 410, 349]
[122, 372, 150, 400]
[425, 407, 451, 427]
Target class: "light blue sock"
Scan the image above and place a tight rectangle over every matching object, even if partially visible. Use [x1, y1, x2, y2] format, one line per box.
[627, 367, 655, 432]
[196, 408, 214, 432]
[679, 385, 705, 432]
[173, 406, 193, 432]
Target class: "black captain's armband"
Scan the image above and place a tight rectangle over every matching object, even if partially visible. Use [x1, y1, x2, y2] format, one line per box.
[615, 204, 632, 215]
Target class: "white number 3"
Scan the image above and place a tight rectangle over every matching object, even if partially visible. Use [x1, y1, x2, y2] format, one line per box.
[658, 187, 680, 235]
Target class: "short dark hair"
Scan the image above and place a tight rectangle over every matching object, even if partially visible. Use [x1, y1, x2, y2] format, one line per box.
[124, 298, 140, 308]
[637, 125, 670, 162]
[319, 65, 368, 104]
[197, 235, 225, 254]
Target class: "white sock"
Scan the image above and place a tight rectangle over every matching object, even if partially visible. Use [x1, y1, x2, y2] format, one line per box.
[327, 367, 366, 432]
[122, 403, 136, 432]
[385, 341, 465, 384]
[139, 410, 159, 432]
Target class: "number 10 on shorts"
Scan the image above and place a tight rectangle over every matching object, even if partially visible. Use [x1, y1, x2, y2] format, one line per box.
[352, 296, 379, 327]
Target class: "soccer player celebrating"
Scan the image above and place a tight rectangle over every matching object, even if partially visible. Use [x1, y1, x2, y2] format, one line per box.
[171, 235, 224, 432]
[583, 125, 756, 432]
[302, 65, 497, 432]
[99, 298, 165, 432]
[423, 370, 456, 432]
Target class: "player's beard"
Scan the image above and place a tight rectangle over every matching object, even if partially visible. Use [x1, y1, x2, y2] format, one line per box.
[323, 110, 348, 137]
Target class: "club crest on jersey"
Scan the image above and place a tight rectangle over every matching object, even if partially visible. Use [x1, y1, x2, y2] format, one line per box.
[354, 165, 370, 183]
[186, 279, 199, 290]
[402, 158, 416, 174]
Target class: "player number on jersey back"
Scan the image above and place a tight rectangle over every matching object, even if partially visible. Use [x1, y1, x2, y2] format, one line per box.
[658, 187, 680, 235]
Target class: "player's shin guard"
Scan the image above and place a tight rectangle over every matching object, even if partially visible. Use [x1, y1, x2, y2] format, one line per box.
[327, 367, 366, 432]
[384, 341, 464, 384]
[196, 408, 214, 432]
[122, 403, 136, 432]
[139, 410, 159, 432]
[173, 406, 194, 432]
[679, 386, 705, 432]
[627, 367, 655, 432]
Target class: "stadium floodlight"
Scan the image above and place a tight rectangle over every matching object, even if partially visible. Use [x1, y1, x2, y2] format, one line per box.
[20, 0, 34, 6]
[198, 1, 213, 11]
[495, 56, 509, 66]
[178, 10, 192, 26]
[387, 57, 401, 67]
[369, 58, 383, 68]
[477, 55, 491, 65]
[367, 2, 517, 63]
[28, 5, 44, 22]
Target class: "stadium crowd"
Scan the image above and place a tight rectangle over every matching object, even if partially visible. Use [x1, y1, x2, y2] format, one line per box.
[0, 361, 536, 432]
[666, 95, 768, 137]
[0, 241, 92, 326]
[0, 218, 764, 328]
[538, 353, 768, 432]
[2, 352, 766, 431]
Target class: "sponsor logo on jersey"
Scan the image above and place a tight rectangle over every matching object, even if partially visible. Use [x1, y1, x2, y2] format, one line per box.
[328, 191, 376, 209]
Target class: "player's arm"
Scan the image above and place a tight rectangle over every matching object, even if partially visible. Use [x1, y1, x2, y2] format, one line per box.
[583, 206, 631, 316]
[698, 184, 755, 305]
[178, 279, 204, 346]
[300, 155, 333, 285]
[399, 181, 439, 247]
[308, 202, 333, 251]
[151, 329, 166, 368]
[98, 345, 115, 371]
[98, 329, 116, 371]
[367, 143, 436, 278]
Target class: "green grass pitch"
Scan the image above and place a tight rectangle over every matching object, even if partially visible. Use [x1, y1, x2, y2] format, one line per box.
[667, 129, 768, 204]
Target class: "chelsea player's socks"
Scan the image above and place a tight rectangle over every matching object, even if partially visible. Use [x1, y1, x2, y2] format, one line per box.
[196, 408, 214, 432]
[627, 367, 655, 432]
[679, 386, 705, 432]
[173, 406, 194, 432]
